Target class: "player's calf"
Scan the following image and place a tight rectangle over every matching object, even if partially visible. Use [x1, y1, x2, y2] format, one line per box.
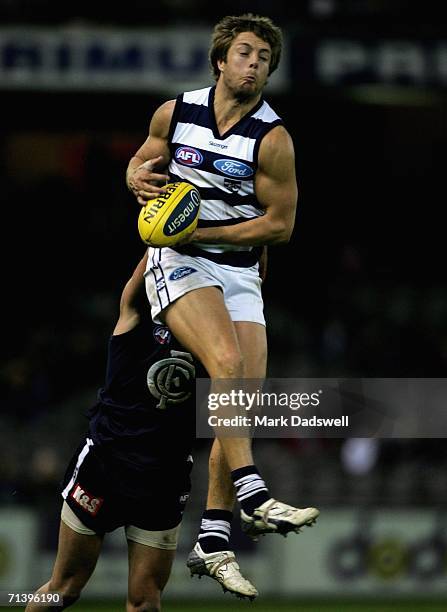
[24, 580, 80, 611]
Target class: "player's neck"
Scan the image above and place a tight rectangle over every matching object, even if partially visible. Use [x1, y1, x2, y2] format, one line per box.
[213, 80, 261, 135]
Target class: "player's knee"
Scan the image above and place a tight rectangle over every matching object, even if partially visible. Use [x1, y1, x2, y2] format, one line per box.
[213, 348, 244, 378]
[127, 590, 161, 612]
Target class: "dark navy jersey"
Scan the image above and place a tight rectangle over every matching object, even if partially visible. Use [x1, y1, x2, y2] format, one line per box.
[87, 314, 201, 482]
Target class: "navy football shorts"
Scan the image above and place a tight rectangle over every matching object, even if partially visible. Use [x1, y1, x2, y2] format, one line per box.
[60, 437, 192, 535]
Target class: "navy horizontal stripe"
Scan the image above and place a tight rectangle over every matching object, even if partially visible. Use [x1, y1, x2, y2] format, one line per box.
[197, 217, 257, 228]
[169, 172, 261, 209]
[169, 141, 256, 180]
[179, 101, 282, 141]
[173, 244, 262, 268]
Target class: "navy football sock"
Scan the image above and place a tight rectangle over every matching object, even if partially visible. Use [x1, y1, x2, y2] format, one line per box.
[232, 465, 270, 516]
[198, 509, 233, 553]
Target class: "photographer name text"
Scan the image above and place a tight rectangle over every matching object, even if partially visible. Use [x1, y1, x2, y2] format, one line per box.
[208, 415, 349, 428]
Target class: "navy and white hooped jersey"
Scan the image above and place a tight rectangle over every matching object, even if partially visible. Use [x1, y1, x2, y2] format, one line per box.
[168, 86, 283, 267]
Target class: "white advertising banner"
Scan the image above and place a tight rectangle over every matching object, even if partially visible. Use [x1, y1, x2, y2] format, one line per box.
[266, 509, 447, 596]
[32, 509, 447, 599]
[0, 27, 288, 93]
[0, 508, 38, 591]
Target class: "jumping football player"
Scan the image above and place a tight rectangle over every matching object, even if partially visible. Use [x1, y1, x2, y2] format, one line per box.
[126, 12, 320, 583]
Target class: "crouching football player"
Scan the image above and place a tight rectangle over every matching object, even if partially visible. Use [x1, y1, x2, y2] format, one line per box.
[25, 252, 256, 612]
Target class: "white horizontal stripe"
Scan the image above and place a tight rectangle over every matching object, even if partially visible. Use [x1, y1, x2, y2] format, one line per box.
[183, 87, 210, 106]
[201, 519, 231, 534]
[200, 198, 262, 220]
[237, 480, 266, 495]
[234, 474, 263, 486]
[198, 532, 229, 541]
[252, 101, 281, 123]
[172, 122, 256, 160]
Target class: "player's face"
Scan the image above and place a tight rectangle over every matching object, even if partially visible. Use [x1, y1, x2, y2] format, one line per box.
[217, 32, 272, 101]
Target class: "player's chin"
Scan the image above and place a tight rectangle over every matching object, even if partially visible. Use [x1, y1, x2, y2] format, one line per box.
[243, 77, 264, 92]
[236, 83, 260, 101]
[240, 79, 257, 90]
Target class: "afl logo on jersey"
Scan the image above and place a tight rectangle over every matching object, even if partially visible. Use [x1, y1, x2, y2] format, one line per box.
[175, 146, 203, 167]
[214, 159, 254, 178]
[153, 325, 172, 345]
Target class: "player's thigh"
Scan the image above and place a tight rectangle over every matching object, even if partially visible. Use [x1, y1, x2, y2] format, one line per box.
[164, 286, 243, 377]
[234, 321, 267, 378]
[50, 520, 103, 590]
[127, 539, 176, 595]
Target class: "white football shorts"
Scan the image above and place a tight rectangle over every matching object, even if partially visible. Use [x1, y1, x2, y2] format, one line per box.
[144, 247, 265, 326]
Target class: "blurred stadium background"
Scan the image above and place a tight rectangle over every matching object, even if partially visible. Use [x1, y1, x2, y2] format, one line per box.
[1, 0, 447, 609]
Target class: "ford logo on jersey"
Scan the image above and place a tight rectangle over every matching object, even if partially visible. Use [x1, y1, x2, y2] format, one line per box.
[175, 146, 203, 166]
[213, 159, 254, 178]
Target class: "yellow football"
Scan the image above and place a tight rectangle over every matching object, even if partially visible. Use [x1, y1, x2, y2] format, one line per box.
[138, 181, 201, 247]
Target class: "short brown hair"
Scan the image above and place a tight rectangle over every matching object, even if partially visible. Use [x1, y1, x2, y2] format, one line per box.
[209, 14, 283, 81]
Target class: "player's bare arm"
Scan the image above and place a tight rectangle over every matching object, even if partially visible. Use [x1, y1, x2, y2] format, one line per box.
[126, 100, 175, 205]
[191, 125, 298, 246]
[113, 251, 149, 336]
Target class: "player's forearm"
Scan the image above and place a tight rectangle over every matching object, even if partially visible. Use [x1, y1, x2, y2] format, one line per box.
[193, 216, 292, 246]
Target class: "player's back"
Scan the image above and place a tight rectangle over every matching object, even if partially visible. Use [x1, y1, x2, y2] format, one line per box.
[87, 312, 200, 485]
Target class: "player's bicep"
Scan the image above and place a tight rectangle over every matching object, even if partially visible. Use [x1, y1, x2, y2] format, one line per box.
[132, 100, 175, 165]
[256, 127, 298, 234]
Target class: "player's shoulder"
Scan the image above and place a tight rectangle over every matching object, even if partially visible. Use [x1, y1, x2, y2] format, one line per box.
[154, 99, 176, 122]
[181, 86, 212, 106]
[258, 124, 295, 172]
[260, 123, 293, 151]
[150, 99, 177, 137]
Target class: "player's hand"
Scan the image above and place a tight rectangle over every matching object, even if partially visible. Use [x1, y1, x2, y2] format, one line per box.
[128, 155, 170, 206]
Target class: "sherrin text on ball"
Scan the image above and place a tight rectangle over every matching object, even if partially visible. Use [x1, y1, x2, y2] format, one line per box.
[138, 181, 201, 247]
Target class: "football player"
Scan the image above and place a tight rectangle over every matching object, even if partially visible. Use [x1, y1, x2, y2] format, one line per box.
[25, 252, 257, 612]
[126, 13, 319, 584]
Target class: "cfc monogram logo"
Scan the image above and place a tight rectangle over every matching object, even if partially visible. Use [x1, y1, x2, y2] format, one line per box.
[147, 350, 195, 409]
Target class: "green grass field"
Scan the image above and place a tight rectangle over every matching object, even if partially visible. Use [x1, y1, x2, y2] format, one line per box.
[64, 599, 447, 612]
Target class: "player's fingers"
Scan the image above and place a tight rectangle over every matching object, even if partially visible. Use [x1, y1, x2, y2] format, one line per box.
[138, 178, 167, 189]
[138, 188, 165, 200]
[141, 155, 164, 171]
[149, 173, 170, 183]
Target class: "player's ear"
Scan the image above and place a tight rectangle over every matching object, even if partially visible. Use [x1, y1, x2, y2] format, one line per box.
[217, 58, 225, 73]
